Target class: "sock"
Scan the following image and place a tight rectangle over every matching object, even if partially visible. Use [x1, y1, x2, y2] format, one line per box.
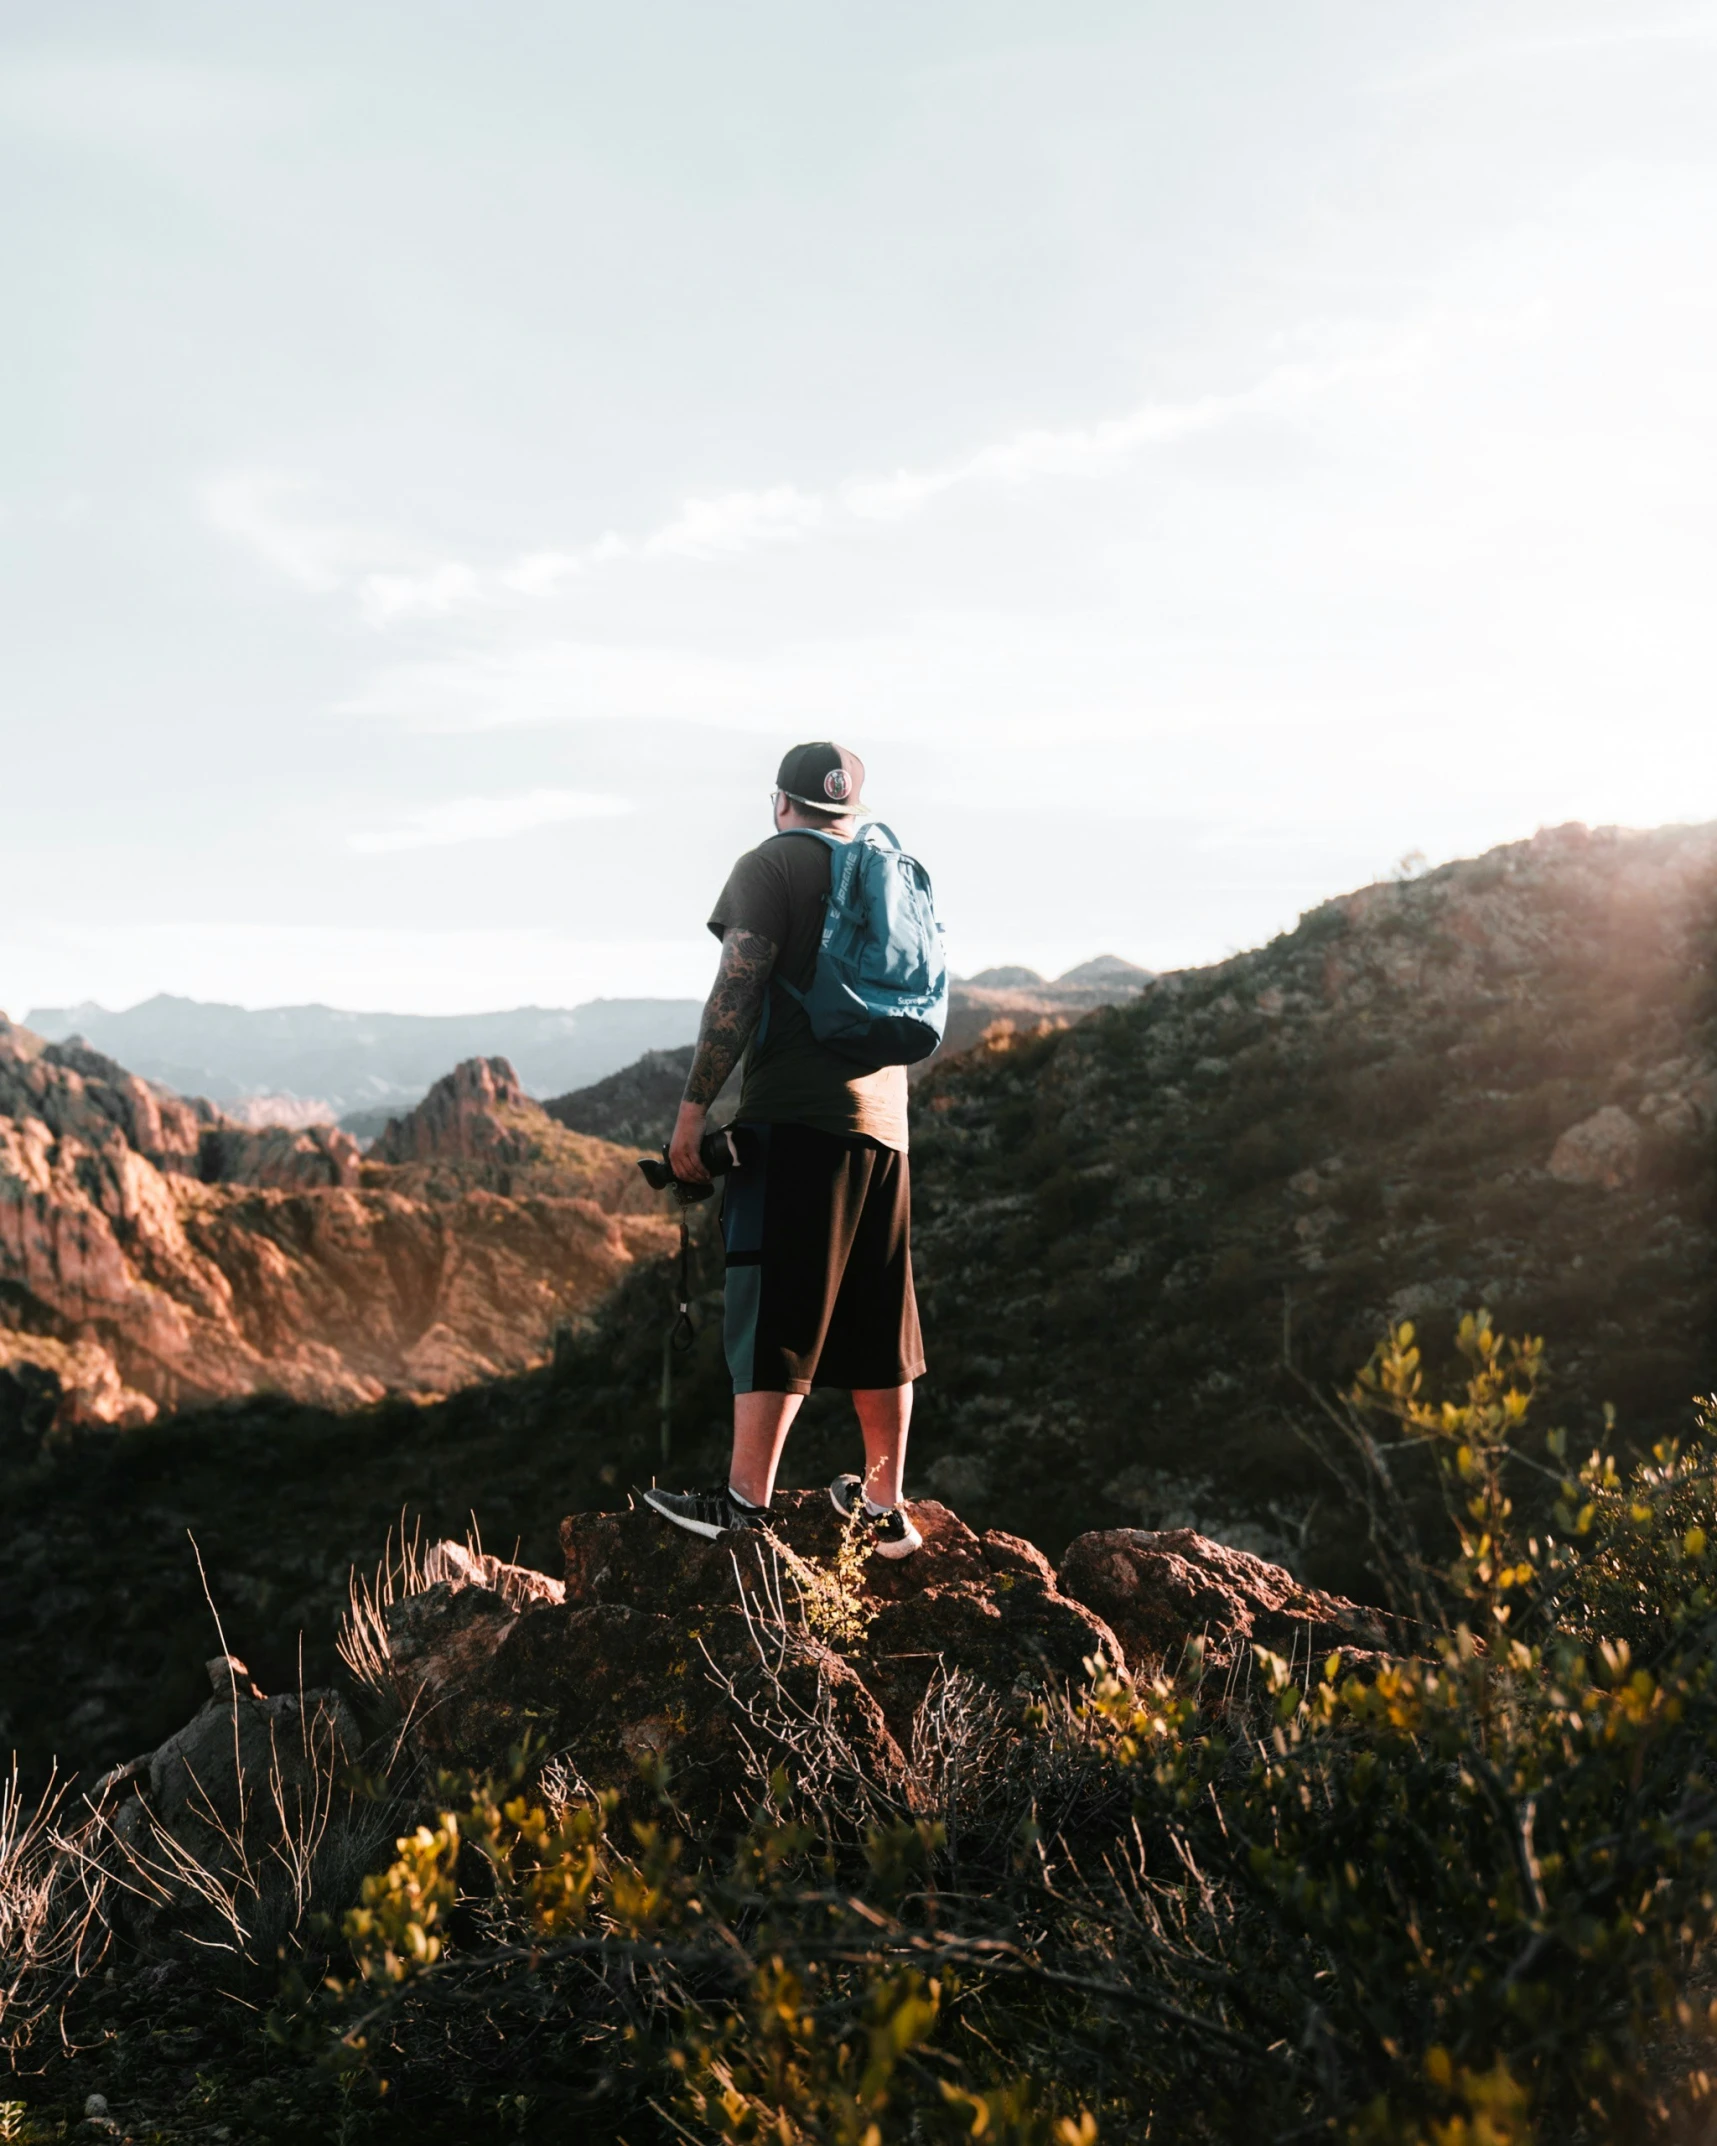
[727, 1484, 765, 1510]
[862, 1494, 895, 1517]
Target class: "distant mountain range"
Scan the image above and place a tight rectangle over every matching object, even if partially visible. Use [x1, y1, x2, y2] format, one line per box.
[21, 994, 705, 1116]
[25, 959, 1154, 1126]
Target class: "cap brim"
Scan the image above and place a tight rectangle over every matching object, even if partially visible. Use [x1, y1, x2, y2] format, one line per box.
[781, 789, 863, 813]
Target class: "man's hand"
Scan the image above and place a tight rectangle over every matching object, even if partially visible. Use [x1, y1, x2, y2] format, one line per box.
[669, 1099, 711, 1184]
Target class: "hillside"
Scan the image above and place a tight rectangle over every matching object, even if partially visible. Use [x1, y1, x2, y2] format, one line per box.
[938, 952, 1153, 1058]
[21, 992, 705, 1116]
[1, 821, 1711, 1785]
[906, 819, 1716, 1569]
[0, 1037, 669, 1433]
[537, 818, 1717, 1576]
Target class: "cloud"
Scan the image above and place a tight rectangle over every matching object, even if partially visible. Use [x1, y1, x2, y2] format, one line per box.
[212, 348, 1401, 623]
[834, 353, 1393, 520]
[203, 471, 399, 593]
[353, 486, 823, 623]
[347, 788, 634, 853]
[333, 615, 1284, 742]
[641, 484, 825, 559]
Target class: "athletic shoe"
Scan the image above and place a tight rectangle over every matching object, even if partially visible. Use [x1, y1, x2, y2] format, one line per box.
[643, 1484, 768, 1542]
[828, 1474, 924, 1560]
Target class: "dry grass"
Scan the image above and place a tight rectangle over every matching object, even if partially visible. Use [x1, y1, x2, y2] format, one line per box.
[0, 1763, 111, 2061]
[337, 1514, 437, 1699]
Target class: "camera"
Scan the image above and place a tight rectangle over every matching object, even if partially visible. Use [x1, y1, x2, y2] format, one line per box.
[637, 1126, 741, 1203]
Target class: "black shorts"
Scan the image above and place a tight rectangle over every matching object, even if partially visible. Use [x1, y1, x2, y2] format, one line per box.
[720, 1121, 925, 1396]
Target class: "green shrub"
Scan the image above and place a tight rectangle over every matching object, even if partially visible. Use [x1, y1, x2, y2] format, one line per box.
[21, 1322, 1717, 2142]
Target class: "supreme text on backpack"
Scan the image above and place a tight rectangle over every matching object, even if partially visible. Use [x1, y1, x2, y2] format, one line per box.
[774, 823, 947, 1069]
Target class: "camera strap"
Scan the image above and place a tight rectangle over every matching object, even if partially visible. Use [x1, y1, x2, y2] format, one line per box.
[659, 1209, 698, 1467]
[672, 1210, 696, 1352]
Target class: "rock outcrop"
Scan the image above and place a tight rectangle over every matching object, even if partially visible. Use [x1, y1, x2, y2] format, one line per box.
[375, 1056, 653, 1209]
[73, 1497, 1386, 1956]
[1547, 1104, 1644, 1190]
[93, 1655, 359, 1954]
[1058, 1528, 1387, 1671]
[361, 1496, 1384, 1822]
[372, 1493, 1130, 1811]
[196, 1122, 360, 1190]
[0, 1026, 673, 1429]
[375, 1055, 532, 1163]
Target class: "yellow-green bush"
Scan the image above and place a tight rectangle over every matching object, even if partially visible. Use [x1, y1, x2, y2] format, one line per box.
[255, 1325, 1717, 2140]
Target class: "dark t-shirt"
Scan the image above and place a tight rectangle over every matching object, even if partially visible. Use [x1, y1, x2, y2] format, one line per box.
[708, 833, 910, 1151]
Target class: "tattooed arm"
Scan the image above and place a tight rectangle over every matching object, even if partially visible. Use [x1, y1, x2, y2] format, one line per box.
[668, 927, 777, 1181]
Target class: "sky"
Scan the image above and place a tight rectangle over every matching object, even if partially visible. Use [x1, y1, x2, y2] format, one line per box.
[3, 0, 1714, 1015]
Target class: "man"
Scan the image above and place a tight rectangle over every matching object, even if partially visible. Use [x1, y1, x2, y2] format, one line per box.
[643, 741, 926, 1558]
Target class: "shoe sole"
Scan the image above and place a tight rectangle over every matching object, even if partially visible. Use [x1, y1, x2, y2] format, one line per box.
[827, 1481, 921, 1559]
[643, 1488, 727, 1541]
[872, 1528, 922, 1561]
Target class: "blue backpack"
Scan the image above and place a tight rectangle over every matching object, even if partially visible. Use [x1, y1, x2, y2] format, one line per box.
[771, 823, 947, 1069]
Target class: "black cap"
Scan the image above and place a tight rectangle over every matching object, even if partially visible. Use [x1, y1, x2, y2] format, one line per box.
[777, 741, 865, 814]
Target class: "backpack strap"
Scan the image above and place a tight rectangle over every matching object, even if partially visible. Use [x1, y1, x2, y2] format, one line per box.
[753, 829, 846, 1039]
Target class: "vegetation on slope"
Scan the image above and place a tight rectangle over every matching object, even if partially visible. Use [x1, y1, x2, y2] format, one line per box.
[907, 822, 1715, 1574]
[7, 1325, 1717, 2142]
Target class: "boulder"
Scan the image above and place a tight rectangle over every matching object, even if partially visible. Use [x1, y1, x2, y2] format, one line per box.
[372, 1494, 1125, 1817]
[1548, 1105, 1644, 1190]
[421, 1539, 566, 1608]
[379, 1541, 905, 1812]
[559, 1492, 1124, 1734]
[93, 1656, 360, 1954]
[1057, 1528, 1387, 1675]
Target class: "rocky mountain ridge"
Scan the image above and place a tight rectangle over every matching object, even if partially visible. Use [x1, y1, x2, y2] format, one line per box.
[0, 1033, 668, 1434]
[0, 951, 1159, 1433]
